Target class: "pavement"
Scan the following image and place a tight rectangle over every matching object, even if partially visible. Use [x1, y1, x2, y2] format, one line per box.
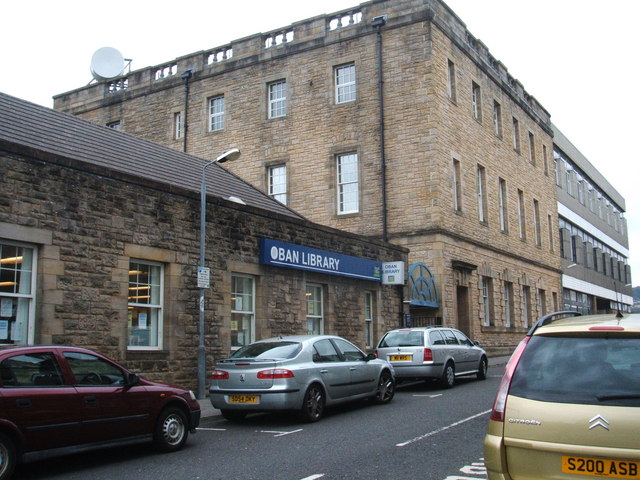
[197, 354, 512, 418]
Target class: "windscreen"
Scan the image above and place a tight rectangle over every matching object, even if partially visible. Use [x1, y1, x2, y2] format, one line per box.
[378, 331, 424, 347]
[509, 335, 640, 407]
[230, 341, 301, 360]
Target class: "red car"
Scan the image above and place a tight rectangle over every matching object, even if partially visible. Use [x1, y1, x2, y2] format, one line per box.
[0, 345, 200, 480]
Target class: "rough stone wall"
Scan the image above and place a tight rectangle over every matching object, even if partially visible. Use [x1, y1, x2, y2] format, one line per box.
[0, 152, 406, 390]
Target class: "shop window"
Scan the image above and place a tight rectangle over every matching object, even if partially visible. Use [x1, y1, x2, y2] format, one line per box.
[0, 241, 36, 345]
[128, 260, 163, 349]
[364, 291, 374, 348]
[231, 274, 255, 348]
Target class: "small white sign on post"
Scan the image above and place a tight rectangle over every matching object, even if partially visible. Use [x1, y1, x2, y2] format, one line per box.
[382, 261, 405, 285]
[197, 266, 210, 289]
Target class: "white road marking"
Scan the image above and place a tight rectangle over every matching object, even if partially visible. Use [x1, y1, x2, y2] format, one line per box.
[260, 428, 303, 437]
[396, 410, 491, 447]
[197, 427, 227, 431]
[413, 394, 443, 398]
[300, 475, 324, 480]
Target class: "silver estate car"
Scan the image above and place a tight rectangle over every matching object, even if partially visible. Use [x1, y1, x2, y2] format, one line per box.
[209, 335, 395, 422]
[375, 327, 487, 388]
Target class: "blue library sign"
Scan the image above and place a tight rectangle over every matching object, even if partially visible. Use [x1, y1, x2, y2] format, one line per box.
[260, 238, 382, 282]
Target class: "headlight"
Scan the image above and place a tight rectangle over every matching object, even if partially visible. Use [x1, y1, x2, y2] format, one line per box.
[189, 390, 197, 401]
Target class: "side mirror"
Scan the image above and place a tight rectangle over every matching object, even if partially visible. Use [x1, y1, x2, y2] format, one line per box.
[125, 373, 140, 388]
[365, 353, 377, 362]
[473, 340, 480, 346]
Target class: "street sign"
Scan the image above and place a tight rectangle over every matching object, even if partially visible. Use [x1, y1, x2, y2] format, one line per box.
[382, 261, 405, 285]
[197, 266, 210, 288]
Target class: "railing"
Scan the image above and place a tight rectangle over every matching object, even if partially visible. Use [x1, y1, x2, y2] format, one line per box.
[328, 10, 362, 31]
[264, 30, 294, 49]
[206, 46, 233, 65]
[154, 63, 177, 80]
[107, 78, 128, 94]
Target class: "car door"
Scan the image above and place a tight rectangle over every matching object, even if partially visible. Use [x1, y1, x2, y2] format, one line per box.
[311, 339, 351, 400]
[452, 330, 480, 373]
[332, 338, 378, 395]
[62, 351, 153, 442]
[442, 329, 467, 369]
[0, 351, 83, 452]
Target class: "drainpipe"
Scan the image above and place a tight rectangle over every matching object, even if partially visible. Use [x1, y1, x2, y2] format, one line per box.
[372, 15, 388, 242]
[181, 69, 193, 153]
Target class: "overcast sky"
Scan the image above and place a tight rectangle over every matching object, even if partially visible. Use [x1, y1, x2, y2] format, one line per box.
[2, 0, 638, 285]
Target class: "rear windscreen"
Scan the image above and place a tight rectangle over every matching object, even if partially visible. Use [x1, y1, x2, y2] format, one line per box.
[230, 341, 301, 360]
[378, 331, 424, 347]
[509, 335, 640, 406]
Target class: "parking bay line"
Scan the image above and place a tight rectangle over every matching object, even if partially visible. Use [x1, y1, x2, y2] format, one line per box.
[260, 428, 303, 437]
[396, 410, 491, 447]
[197, 427, 227, 431]
[299, 475, 324, 480]
[413, 394, 443, 398]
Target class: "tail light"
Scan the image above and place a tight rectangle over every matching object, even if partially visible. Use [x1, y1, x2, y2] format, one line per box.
[210, 369, 229, 380]
[423, 348, 433, 362]
[257, 369, 295, 379]
[374, 350, 379, 358]
[490, 337, 530, 422]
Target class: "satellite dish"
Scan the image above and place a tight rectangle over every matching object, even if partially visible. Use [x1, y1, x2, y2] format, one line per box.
[90, 47, 125, 81]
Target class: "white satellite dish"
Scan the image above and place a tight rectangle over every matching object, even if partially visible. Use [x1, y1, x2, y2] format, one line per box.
[90, 47, 125, 81]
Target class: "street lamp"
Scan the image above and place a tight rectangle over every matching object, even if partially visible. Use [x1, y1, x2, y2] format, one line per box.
[197, 148, 240, 399]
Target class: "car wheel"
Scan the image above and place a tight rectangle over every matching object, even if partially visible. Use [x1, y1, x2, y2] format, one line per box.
[221, 410, 248, 422]
[440, 362, 455, 388]
[477, 356, 488, 380]
[0, 433, 16, 480]
[374, 370, 395, 404]
[299, 384, 325, 422]
[153, 407, 188, 452]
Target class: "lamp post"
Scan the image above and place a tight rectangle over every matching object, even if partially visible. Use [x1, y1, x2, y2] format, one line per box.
[197, 148, 240, 399]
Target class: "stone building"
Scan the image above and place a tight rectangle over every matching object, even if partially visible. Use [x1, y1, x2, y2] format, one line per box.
[54, 0, 563, 352]
[553, 125, 632, 313]
[0, 92, 407, 391]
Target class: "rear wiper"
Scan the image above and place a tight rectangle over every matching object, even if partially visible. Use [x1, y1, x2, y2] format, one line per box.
[597, 393, 640, 401]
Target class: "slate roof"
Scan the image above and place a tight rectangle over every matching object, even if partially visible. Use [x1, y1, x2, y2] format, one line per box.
[0, 91, 303, 219]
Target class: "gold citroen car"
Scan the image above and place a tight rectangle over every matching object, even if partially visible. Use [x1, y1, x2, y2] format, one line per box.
[484, 311, 640, 480]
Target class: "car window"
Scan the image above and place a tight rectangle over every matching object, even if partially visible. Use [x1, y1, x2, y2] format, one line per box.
[64, 352, 126, 386]
[509, 335, 640, 407]
[230, 341, 301, 360]
[378, 331, 424, 347]
[453, 330, 473, 346]
[429, 330, 446, 345]
[0, 352, 64, 387]
[313, 339, 341, 363]
[332, 338, 366, 361]
[442, 330, 459, 345]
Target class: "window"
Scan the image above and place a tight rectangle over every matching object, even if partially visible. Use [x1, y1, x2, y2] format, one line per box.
[128, 261, 163, 349]
[533, 199, 542, 247]
[577, 177, 585, 204]
[476, 165, 487, 223]
[268, 80, 287, 118]
[493, 101, 502, 137]
[306, 284, 323, 335]
[472, 82, 482, 121]
[542, 145, 549, 176]
[364, 291, 373, 348]
[517, 189, 526, 240]
[481, 277, 494, 326]
[107, 121, 121, 131]
[1, 352, 63, 386]
[528, 132, 536, 165]
[447, 60, 456, 101]
[538, 289, 547, 316]
[554, 159, 562, 186]
[64, 351, 126, 386]
[512, 117, 520, 152]
[521, 286, 531, 328]
[337, 152, 359, 214]
[231, 274, 255, 348]
[588, 187, 595, 212]
[0, 242, 36, 345]
[453, 158, 462, 212]
[498, 178, 508, 232]
[548, 214, 554, 252]
[566, 167, 573, 196]
[268, 165, 287, 204]
[335, 64, 356, 103]
[503, 282, 514, 328]
[174, 112, 182, 140]
[209, 96, 225, 131]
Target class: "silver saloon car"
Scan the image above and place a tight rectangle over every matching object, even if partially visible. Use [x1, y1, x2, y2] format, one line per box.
[209, 335, 395, 422]
[375, 327, 487, 388]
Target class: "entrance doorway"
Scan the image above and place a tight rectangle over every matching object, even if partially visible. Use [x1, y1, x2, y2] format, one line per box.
[457, 286, 470, 336]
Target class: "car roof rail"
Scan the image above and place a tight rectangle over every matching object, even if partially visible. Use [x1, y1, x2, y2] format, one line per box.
[527, 310, 582, 336]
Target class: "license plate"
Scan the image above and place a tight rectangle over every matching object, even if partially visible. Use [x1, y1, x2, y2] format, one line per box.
[229, 394, 259, 404]
[390, 355, 412, 361]
[562, 456, 640, 479]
